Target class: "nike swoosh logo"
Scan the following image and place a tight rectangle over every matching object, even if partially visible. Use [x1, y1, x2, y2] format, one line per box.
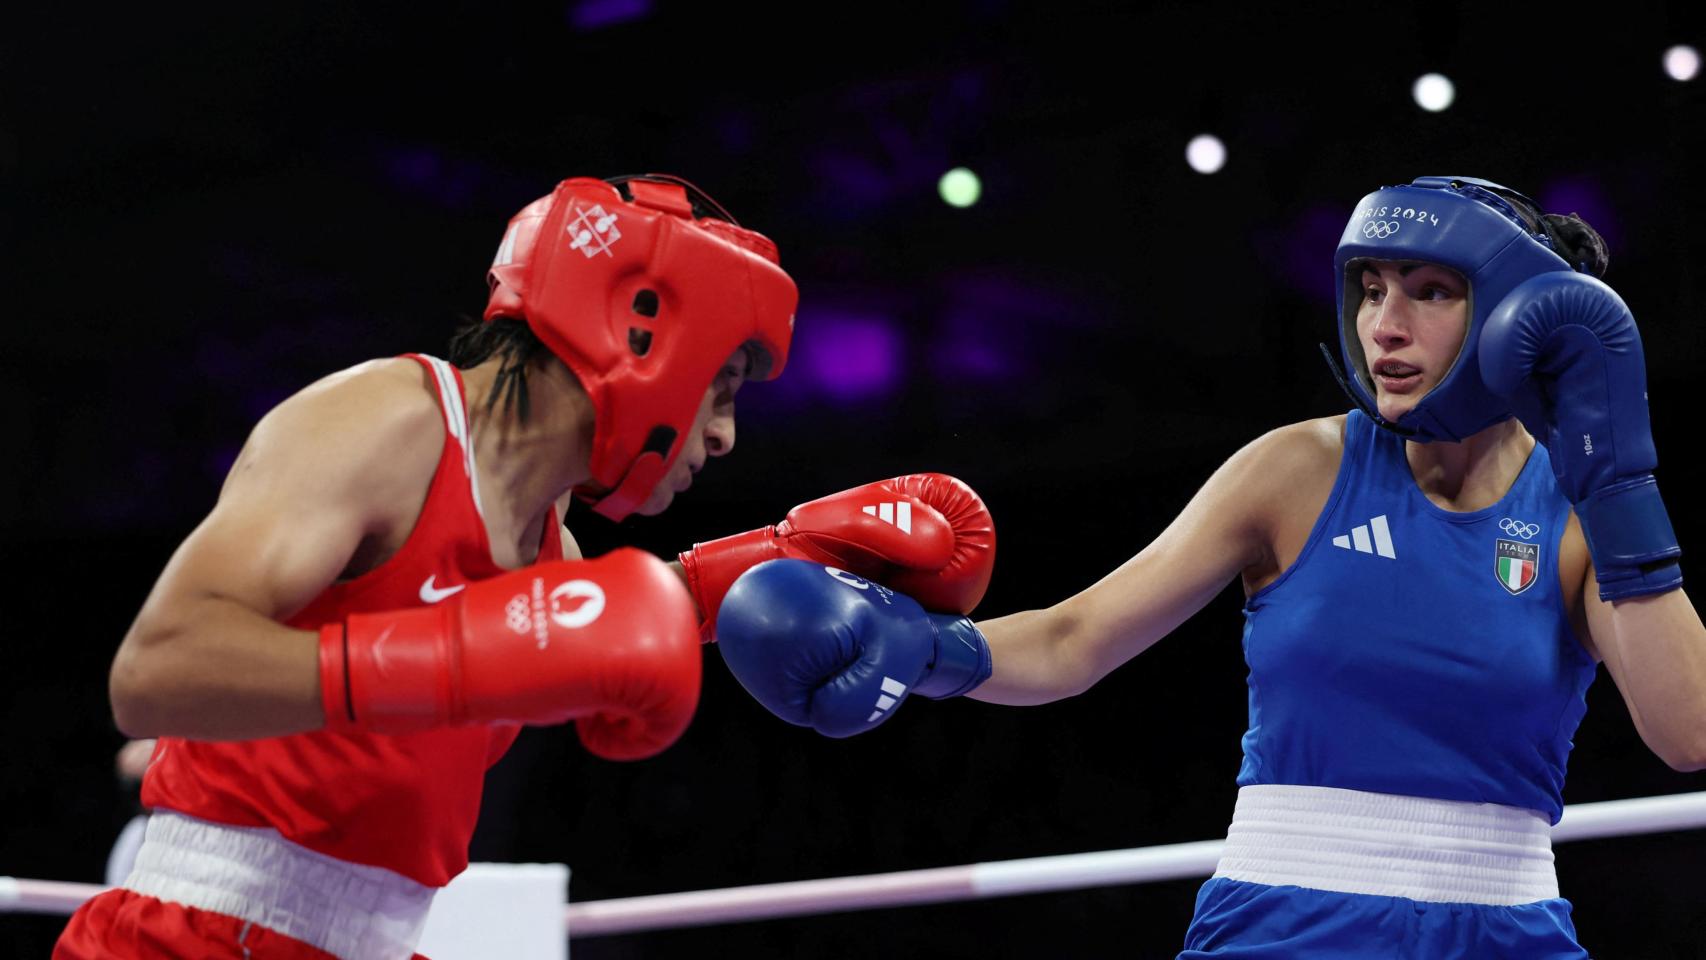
[420, 576, 466, 604]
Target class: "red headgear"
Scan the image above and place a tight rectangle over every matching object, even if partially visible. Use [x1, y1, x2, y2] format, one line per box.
[485, 175, 797, 521]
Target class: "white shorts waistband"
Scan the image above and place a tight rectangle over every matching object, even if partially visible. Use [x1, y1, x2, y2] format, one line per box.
[124, 810, 435, 960]
[1211, 784, 1558, 906]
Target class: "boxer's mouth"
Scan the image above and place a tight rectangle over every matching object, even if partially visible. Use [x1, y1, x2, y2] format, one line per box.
[1372, 358, 1422, 393]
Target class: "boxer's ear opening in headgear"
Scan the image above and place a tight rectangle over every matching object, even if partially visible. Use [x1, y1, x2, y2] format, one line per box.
[642, 426, 676, 457]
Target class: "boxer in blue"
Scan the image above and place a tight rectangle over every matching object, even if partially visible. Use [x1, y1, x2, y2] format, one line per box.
[716, 177, 1705, 957]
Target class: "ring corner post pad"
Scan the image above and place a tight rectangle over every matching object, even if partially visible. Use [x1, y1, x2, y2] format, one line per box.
[416, 862, 571, 960]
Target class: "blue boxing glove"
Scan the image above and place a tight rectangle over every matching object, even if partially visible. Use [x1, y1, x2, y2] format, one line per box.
[1480, 271, 1682, 601]
[716, 559, 992, 738]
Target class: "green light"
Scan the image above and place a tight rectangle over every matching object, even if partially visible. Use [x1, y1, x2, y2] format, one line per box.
[938, 167, 981, 208]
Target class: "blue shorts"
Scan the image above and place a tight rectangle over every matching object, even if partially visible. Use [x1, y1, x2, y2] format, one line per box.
[1179, 878, 1588, 959]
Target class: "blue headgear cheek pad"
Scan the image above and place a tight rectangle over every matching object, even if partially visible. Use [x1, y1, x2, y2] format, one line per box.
[1332, 177, 1574, 443]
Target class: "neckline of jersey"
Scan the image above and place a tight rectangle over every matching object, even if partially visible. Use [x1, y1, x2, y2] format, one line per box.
[1399, 434, 1544, 524]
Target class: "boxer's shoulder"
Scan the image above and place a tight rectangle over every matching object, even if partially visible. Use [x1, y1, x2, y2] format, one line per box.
[1227, 417, 1345, 588]
[252, 358, 436, 453]
[230, 359, 446, 519]
[1224, 416, 1345, 509]
[291, 358, 444, 429]
[1266, 414, 1347, 458]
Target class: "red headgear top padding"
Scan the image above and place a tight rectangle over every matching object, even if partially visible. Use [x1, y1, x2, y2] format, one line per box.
[485, 175, 797, 521]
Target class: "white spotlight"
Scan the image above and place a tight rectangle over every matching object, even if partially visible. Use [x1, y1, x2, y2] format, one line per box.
[1413, 73, 1456, 112]
[1185, 134, 1226, 175]
[938, 167, 982, 208]
[1664, 45, 1700, 82]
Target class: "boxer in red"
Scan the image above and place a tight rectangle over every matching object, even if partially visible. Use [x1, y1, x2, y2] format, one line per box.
[57, 175, 995, 960]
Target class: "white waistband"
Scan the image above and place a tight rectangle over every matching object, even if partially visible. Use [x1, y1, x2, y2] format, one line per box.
[1212, 784, 1558, 906]
[124, 810, 435, 960]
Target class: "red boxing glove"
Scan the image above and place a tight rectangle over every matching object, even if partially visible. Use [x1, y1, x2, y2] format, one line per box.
[680, 474, 995, 640]
[318, 548, 701, 761]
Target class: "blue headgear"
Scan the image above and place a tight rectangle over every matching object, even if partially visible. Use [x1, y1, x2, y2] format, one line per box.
[1326, 176, 1576, 443]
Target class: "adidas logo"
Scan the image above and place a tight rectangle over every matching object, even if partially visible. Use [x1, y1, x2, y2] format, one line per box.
[861, 501, 912, 533]
[1331, 514, 1396, 559]
[868, 676, 908, 723]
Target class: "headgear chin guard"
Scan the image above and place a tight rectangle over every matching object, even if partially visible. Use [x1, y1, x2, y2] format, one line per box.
[485, 175, 797, 521]
[1325, 176, 1575, 443]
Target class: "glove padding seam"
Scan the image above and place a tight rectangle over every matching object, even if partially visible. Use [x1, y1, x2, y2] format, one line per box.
[339, 625, 356, 726]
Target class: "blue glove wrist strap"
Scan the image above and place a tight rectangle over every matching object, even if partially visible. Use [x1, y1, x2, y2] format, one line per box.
[1578, 475, 1684, 602]
[914, 614, 993, 699]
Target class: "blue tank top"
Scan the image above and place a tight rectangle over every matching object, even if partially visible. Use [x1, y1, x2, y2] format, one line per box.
[1236, 410, 1597, 822]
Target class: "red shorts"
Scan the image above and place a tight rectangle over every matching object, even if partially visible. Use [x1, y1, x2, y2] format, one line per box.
[57, 888, 431, 959]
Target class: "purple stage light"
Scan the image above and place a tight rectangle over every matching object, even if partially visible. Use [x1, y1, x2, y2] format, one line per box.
[372, 143, 508, 210]
[793, 310, 904, 403]
[88, 450, 169, 525]
[205, 445, 242, 483]
[1536, 177, 1621, 253]
[387, 148, 441, 189]
[931, 277, 1034, 380]
[1283, 205, 1347, 304]
[810, 152, 896, 216]
[1254, 204, 1345, 305]
[715, 111, 756, 154]
[941, 337, 1003, 380]
[195, 337, 249, 383]
[245, 389, 291, 422]
[928, 272, 1113, 383]
[567, 0, 651, 31]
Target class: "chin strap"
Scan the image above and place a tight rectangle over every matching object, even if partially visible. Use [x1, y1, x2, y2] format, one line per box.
[1317, 343, 1417, 439]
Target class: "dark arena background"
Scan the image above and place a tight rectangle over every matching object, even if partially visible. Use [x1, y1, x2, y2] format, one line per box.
[6, 1, 1706, 956]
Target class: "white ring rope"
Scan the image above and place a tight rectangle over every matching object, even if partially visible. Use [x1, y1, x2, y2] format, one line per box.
[564, 839, 1231, 937]
[5, 791, 1704, 938]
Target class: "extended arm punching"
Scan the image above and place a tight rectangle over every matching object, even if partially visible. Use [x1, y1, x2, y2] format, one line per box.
[968, 423, 1317, 705]
[716, 428, 1327, 726]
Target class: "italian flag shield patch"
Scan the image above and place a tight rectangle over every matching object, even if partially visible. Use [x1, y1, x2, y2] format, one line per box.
[1496, 538, 1540, 595]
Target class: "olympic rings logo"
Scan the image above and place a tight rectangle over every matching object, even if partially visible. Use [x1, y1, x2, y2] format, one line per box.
[505, 595, 532, 635]
[1362, 220, 1401, 239]
[1499, 518, 1541, 539]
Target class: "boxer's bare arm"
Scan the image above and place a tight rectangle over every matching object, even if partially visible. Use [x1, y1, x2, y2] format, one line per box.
[969, 418, 1342, 705]
[110, 360, 443, 740]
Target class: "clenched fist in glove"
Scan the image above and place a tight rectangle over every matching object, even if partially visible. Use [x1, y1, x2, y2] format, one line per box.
[1480, 271, 1682, 601]
[319, 548, 701, 760]
[716, 559, 992, 738]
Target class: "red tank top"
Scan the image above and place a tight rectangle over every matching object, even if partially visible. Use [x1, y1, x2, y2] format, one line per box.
[141, 354, 562, 887]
